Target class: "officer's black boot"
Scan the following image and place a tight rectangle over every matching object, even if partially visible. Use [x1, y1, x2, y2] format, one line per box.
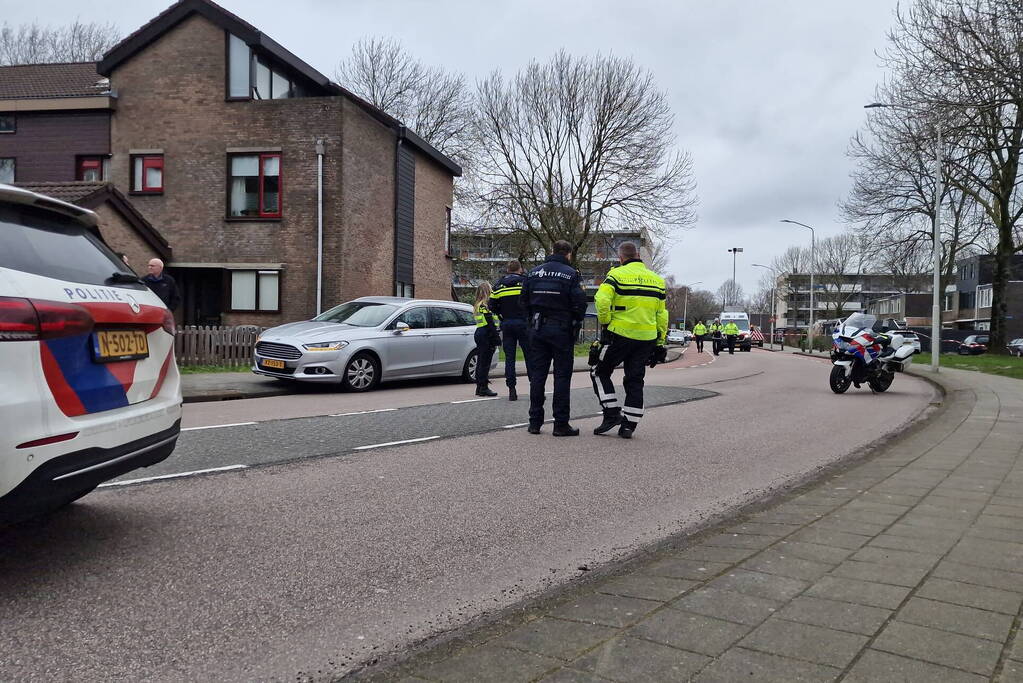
[593, 409, 621, 435]
[618, 420, 636, 439]
[476, 383, 497, 397]
[527, 422, 542, 434]
[508, 386, 517, 401]
[553, 422, 580, 437]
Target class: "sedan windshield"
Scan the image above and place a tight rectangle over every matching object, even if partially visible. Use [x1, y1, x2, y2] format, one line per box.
[313, 302, 398, 327]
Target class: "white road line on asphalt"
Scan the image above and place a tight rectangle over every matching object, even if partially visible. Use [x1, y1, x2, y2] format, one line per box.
[354, 436, 440, 450]
[330, 408, 399, 417]
[98, 464, 248, 487]
[451, 397, 499, 404]
[502, 422, 529, 429]
[181, 421, 256, 432]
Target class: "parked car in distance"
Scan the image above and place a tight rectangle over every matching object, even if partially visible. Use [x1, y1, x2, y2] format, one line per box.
[666, 328, 688, 345]
[253, 297, 499, 391]
[1008, 338, 1023, 357]
[898, 331, 922, 354]
[0, 183, 182, 525]
[958, 334, 989, 355]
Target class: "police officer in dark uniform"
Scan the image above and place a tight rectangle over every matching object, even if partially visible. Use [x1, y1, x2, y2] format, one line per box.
[523, 240, 587, 436]
[490, 260, 529, 401]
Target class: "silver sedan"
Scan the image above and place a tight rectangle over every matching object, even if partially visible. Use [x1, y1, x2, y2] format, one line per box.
[252, 297, 498, 391]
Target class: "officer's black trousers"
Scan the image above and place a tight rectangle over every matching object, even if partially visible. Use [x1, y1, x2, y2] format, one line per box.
[474, 328, 497, 391]
[591, 331, 655, 431]
[695, 334, 705, 353]
[528, 322, 574, 425]
[726, 334, 737, 354]
[712, 334, 721, 355]
[500, 319, 529, 387]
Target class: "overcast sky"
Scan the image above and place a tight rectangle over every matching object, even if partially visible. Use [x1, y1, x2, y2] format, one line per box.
[12, 0, 900, 299]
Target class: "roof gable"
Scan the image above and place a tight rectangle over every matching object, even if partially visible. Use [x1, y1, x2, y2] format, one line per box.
[97, 0, 461, 177]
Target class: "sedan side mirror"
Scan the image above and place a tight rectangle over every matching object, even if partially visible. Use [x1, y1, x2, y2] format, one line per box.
[394, 321, 410, 334]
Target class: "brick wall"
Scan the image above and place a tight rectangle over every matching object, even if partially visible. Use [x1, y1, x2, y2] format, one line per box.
[92, 201, 162, 272]
[0, 110, 110, 182]
[412, 150, 455, 300]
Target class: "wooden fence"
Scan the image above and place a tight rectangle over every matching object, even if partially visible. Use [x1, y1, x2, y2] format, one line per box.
[174, 325, 265, 367]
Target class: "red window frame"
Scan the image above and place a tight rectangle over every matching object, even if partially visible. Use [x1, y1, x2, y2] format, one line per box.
[76, 156, 104, 181]
[132, 155, 164, 193]
[258, 153, 281, 218]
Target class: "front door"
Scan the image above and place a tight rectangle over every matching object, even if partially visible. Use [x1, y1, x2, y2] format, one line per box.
[380, 306, 434, 379]
[173, 267, 224, 326]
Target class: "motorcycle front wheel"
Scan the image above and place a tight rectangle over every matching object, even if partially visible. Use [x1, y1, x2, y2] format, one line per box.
[830, 366, 852, 394]
[868, 370, 895, 393]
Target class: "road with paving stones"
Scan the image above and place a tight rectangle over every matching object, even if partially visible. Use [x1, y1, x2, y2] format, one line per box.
[0, 350, 934, 681]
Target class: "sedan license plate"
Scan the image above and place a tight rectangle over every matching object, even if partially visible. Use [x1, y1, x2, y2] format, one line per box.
[261, 358, 286, 370]
[93, 329, 150, 363]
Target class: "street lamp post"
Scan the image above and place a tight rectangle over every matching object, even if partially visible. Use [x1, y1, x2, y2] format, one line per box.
[727, 248, 743, 306]
[682, 281, 702, 330]
[780, 220, 816, 352]
[752, 264, 778, 349]
[865, 102, 942, 372]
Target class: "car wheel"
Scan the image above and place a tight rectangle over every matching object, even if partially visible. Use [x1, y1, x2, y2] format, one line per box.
[462, 350, 479, 383]
[342, 352, 380, 392]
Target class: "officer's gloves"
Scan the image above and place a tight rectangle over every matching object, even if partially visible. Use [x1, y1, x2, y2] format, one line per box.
[648, 345, 668, 368]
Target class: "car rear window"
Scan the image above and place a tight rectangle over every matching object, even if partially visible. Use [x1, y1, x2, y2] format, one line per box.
[0, 203, 142, 288]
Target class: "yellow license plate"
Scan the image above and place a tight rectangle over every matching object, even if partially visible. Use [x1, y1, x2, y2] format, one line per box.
[261, 358, 286, 369]
[93, 329, 150, 363]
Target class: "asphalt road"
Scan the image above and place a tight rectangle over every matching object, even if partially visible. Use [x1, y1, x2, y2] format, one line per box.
[0, 350, 934, 682]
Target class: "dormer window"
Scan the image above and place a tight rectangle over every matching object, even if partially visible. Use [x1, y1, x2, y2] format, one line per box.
[227, 33, 299, 100]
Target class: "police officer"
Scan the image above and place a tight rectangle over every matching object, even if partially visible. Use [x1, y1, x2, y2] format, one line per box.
[490, 260, 529, 401]
[723, 319, 740, 354]
[709, 318, 724, 356]
[692, 319, 708, 353]
[591, 241, 668, 439]
[523, 240, 587, 436]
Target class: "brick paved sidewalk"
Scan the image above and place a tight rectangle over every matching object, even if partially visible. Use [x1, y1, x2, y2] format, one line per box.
[363, 367, 1023, 683]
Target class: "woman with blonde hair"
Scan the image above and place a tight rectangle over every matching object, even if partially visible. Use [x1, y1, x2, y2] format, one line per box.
[473, 281, 501, 397]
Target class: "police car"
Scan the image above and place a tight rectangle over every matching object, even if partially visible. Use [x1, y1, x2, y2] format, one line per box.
[0, 184, 181, 524]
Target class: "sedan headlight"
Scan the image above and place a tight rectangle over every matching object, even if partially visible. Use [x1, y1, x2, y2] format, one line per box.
[302, 340, 349, 351]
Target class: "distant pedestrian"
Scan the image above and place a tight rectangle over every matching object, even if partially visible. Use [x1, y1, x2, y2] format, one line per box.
[143, 258, 181, 310]
[473, 282, 501, 397]
[523, 240, 587, 436]
[490, 260, 529, 401]
[710, 318, 723, 356]
[723, 319, 740, 354]
[693, 320, 708, 353]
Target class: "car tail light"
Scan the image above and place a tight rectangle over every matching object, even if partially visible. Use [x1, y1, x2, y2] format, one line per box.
[0, 296, 94, 341]
[17, 431, 79, 449]
[162, 308, 176, 335]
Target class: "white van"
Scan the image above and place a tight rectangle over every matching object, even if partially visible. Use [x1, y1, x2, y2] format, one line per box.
[719, 310, 753, 352]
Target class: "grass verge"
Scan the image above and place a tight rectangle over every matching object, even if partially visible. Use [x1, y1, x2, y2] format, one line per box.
[499, 342, 593, 362]
[915, 352, 1023, 380]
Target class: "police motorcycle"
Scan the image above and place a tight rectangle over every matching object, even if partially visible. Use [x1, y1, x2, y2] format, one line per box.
[829, 313, 915, 394]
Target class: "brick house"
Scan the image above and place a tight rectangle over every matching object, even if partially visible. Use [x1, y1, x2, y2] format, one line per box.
[0, 63, 114, 184]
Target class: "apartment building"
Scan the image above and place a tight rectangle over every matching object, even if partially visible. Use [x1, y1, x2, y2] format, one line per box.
[2, 0, 461, 327]
[776, 273, 902, 329]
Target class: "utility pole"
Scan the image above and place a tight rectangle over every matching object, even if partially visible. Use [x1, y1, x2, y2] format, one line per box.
[727, 248, 743, 307]
[781, 220, 816, 352]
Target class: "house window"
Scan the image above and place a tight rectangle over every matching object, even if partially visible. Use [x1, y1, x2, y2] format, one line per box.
[977, 286, 993, 309]
[0, 158, 13, 183]
[227, 32, 296, 100]
[230, 269, 280, 312]
[0, 114, 13, 133]
[229, 153, 281, 218]
[77, 156, 108, 181]
[943, 293, 954, 312]
[131, 155, 164, 193]
[395, 281, 414, 298]
[444, 206, 452, 255]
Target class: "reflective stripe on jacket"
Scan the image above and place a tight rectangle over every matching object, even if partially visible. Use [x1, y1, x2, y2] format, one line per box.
[490, 273, 527, 320]
[475, 303, 499, 329]
[693, 323, 708, 335]
[723, 322, 740, 335]
[595, 259, 668, 343]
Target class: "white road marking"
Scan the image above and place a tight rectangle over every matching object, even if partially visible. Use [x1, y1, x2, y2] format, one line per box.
[502, 422, 529, 429]
[330, 408, 398, 417]
[451, 397, 499, 404]
[182, 421, 256, 432]
[98, 464, 248, 487]
[354, 436, 440, 450]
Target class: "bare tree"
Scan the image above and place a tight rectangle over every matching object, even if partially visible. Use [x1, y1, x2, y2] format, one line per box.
[336, 37, 476, 183]
[814, 233, 869, 319]
[0, 20, 120, 65]
[884, 0, 1023, 351]
[685, 289, 719, 326]
[749, 272, 776, 316]
[471, 51, 697, 265]
[717, 279, 745, 309]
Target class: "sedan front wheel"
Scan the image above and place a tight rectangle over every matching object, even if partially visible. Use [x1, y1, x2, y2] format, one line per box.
[342, 352, 380, 392]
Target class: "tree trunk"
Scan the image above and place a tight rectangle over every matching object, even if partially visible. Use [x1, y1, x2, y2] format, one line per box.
[990, 213, 1013, 355]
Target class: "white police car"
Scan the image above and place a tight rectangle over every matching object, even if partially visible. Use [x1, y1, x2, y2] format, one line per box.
[0, 184, 181, 524]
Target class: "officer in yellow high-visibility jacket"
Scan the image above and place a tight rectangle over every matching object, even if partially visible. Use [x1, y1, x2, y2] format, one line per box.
[591, 241, 668, 439]
[692, 320, 708, 353]
[723, 320, 740, 355]
[709, 319, 724, 356]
